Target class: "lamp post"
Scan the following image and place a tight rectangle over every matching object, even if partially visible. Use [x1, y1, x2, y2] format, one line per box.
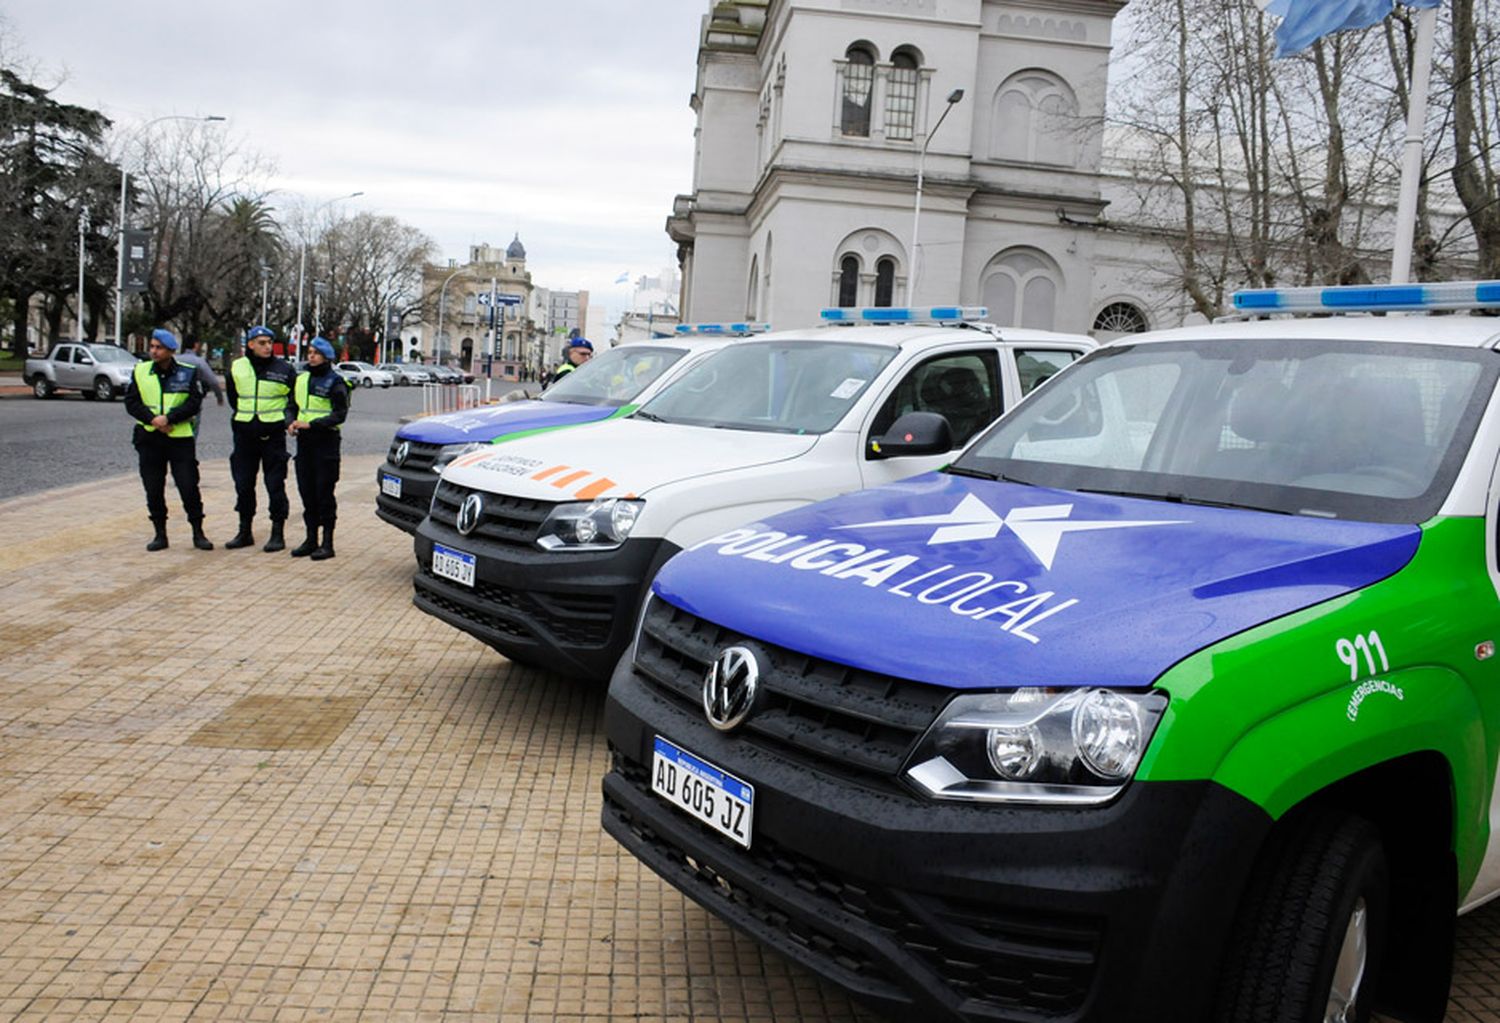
[436, 266, 471, 364]
[908, 88, 964, 304]
[259, 260, 270, 326]
[294, 191, 363, 359]
[114, 114, 226, 346]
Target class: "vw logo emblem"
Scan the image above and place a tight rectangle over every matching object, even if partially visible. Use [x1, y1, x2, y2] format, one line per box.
[703, 646, 760, 732]
[393, 440, 410, 467]
[456, 493, 483, 536]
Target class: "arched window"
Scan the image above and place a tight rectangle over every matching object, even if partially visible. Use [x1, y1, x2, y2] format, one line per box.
[842, 44, 877, 137]
[746, 255, 760, 319]
[886, 47, 922, 142]
[981, 249, 1062, 330]
[991, 70, 1080, 166]
[838, 255, 860, 307]
[1092, 302, 1148, 337]
[875, 258, 896, 307]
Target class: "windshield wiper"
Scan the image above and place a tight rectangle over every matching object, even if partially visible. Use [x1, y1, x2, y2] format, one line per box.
[632, 410, 668, 423]
[947, 466, 1040, 485]
[1077, 487, 1292, 515]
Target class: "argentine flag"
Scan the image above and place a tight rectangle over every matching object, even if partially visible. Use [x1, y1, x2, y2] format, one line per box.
[1265, 0, 1442, 57]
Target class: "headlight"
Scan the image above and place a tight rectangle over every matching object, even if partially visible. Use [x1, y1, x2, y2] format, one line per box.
[536, 498, 644, 551]
[904, 687, 1167, 805]
[431, 442, 488, 472]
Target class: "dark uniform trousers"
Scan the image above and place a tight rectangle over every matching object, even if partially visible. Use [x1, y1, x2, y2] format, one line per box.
[230, 423, 290, 522]
[134, 427, 205, 524]
[295, 431, 341, 531]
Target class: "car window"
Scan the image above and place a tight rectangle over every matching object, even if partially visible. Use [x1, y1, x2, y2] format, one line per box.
[1015, 348, 1081, 395]
[868, 350, 1001, 449]
[957, 339, 1498, 523]
[54, 346, 74, 363]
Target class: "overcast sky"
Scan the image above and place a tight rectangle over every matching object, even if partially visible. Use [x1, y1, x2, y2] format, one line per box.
[2, 0, 708, 324]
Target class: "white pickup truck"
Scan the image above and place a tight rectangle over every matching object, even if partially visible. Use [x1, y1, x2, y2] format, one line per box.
[24, 342, 141, 401]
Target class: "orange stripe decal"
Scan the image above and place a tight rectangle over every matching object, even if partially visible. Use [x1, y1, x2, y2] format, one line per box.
[531, 465, 570, 481]
[574, 478, 617, 501]
[551, 470, 591, 489]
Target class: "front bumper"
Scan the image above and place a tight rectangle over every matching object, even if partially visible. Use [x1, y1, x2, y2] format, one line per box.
[602, 654, 1272, 1022]
[411, 517, 674, 680]
[374, 462, 437, 534]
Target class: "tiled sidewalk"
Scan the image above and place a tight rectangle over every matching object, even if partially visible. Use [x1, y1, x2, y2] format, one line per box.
[0, 458, 1497, 1022]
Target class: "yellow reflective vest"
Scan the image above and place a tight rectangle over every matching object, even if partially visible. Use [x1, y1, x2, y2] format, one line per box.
[231, 357, 293, 423]
[294, 371, 342, 430]
[133, 361, 196, 438]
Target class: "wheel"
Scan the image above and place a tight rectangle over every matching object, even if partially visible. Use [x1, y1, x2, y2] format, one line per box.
[32, 377, 54, 399]
[361, 376, 373, 389]
[1215, 811, 1387, 1023]
[93, 376, 116, 401]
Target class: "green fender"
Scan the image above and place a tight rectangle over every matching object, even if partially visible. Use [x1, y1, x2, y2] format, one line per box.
[487, 403, 636, 447]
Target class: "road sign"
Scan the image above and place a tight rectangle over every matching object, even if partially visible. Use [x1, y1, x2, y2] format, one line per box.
[478, 293, 523, 307]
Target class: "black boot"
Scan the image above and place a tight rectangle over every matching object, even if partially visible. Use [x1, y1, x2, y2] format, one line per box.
[290, 526, 319, 557]
[191, 520, 214, 551]
[146, 521, 168, 552]
[310, 525, 336, 561]
[224, 516, 255, 549]
[262, 520, 286, 553]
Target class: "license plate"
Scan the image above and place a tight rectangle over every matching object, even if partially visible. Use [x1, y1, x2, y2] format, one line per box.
[431, 543, 476, 587]
[651, 735, 754, 848]
[381, 473, 402, 498]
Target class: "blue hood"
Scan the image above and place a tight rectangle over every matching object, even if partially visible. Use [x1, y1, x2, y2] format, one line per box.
[396, 400, 615, 445]
[653, 473, 1420, 690]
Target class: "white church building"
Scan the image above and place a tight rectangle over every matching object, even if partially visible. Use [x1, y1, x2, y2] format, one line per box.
[669, 0, 1175, 337]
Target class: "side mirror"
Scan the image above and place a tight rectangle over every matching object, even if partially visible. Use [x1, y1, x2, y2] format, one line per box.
[868, 411, 954, 460]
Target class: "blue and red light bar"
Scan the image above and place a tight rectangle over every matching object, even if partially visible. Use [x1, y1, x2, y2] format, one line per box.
[1233, 281, 1500, 314]
[673, 322, 770, 336]
[819, 306, 988, 324]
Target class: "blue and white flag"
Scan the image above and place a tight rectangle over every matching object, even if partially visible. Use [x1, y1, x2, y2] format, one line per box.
[1265, 0, 1442, 57]
[614, 271, 630, 284]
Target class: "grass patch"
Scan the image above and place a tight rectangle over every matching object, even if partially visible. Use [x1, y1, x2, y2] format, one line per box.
[0, 352, 28, 374]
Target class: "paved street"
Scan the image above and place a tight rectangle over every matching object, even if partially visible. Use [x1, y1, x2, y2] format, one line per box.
[0, 456, 1499, 1021]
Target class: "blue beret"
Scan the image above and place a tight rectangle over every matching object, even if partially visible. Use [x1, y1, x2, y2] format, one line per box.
[310, 337, 336, 360]
[246, 326, 274, 342]
[150, 328, 179, 352]
[568, 337, 594, 351]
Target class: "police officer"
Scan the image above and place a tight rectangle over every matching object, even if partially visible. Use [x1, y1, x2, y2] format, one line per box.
[224, 326, 295, 552]
[287, 337, 348, 560]
[124, 328, 213, 551]
[546, 337, 593, 388]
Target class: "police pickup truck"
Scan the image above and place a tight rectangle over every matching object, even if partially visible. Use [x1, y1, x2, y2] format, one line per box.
[602, 282, 1500, 1023]
[375, 335, 735, 533]
[412, 308, 1093, 679]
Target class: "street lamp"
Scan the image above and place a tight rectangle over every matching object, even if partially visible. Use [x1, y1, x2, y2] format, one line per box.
[113, 114, 226, 347]
[436, 266, 472, 364]
[259, 260, 271, 326]
[294, 190, 363, 358]
[908, 88, 964, 304]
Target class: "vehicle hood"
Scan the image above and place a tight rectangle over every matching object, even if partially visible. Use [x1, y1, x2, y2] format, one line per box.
[652, 472, 1420, 690]
[395, 400, 617, 445]
[439, 418, 819, 501]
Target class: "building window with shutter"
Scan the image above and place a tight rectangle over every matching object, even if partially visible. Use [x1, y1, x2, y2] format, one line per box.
[886, 48, 921, 142]
[838, 255, 861, 307]
[841, 44, 876, 137]
[875, 258, 896, 306]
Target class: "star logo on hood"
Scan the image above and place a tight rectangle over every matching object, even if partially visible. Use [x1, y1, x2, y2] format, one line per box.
[837, 494, 1183, 569]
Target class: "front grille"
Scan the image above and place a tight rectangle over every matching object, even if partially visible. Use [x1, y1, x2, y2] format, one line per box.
[634, 600, 949, 785]
[389, 439, 443, 472]
[610, 756, 1101, 1016]
[430, 481, 553, 549]
[376, 492, 426, 526]
[416, 568, 615, 647]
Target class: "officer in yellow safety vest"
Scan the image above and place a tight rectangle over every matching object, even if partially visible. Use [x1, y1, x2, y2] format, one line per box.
[287, 336, 349, 560]
[224, 326, 296, 552]
[123, 328, 213, 551]
[545, 336, 593, 388]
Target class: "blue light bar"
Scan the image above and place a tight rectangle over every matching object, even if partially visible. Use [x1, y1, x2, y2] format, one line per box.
[1233, 281, 1500, 314]
[819, 305, 989, 324]
[673, 322, 770, 336]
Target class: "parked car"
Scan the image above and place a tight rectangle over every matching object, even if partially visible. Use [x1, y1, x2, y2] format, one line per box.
[337, 361, 395, 388]
[23, 342, 140, 400]
[375, 336, 736, 534]
[377, 362, 432, 386]
[603, 281, 1500, 1022]
[426, 365, 463, 385]
[411, 307, 1094, 680]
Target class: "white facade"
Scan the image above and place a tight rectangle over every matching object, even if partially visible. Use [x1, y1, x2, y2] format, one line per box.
[672, 0, 1174, 337]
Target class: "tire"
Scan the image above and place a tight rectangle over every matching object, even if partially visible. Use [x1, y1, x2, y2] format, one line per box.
[93, 376, 116, 401]
[361, 377, 373, 389]
[32, 376, 55, 399]
[1215, 811, 1388, 1023]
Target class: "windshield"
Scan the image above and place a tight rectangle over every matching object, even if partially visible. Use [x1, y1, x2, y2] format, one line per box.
[541, 345, 687, 408]
[955, 338, 1498, 523]
[636, 340, 896, 434]
[89, 346, 136, 363]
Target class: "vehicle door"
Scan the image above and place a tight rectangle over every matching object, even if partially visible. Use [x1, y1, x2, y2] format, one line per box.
[52, 346, 79, 387]
[858, 345, 1005, 488]
[72, 346, 99, 388]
